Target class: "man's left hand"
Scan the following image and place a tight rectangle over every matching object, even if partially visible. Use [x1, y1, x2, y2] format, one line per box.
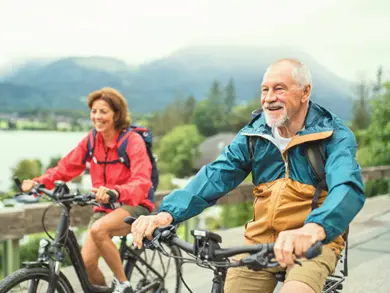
[274, 223, 326, 267]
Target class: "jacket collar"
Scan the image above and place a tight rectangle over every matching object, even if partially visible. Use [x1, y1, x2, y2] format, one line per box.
[243, 101, 335, 136]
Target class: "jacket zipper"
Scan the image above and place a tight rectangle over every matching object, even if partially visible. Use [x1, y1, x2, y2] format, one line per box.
[242, 133, 290, 239]
[103, 150, 108, 186]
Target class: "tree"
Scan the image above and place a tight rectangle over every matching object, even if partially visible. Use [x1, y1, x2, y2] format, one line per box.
[183, 95, 196, 124]
[230, 97, 260, 132]
[157, 124, 205, 178]
[208, 80, 225, 131]
[224, 78, 236, 115]
[351, 80, 371, 131]
[147, 95, 198, 138]
[193, 80, 226, 137]
[193, 99, 219, 137]
[356, 82, 390, 167]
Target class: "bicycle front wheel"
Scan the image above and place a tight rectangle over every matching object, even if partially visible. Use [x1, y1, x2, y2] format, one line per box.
[0, 267, 74, 293]
[124, 244, 182, 293]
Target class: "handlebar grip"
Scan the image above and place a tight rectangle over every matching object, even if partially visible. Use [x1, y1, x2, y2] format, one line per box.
[101, 190, 118, 210]
[106, 190, 118, 202]
[305, 241, 323, 259]
[124, 216, 137, 225]
[13, 176, 23, 192]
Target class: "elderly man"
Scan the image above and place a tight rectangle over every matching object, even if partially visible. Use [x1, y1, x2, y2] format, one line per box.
[131, 58, 365, 293]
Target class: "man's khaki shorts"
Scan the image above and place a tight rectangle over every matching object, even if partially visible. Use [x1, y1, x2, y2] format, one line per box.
[88, 204, 151, 228]
[224, 246, 337, 293]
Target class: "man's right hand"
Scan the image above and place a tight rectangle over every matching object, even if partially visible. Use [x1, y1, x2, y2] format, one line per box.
[131, 212, 174, 249]
[21, 180, 38, 192]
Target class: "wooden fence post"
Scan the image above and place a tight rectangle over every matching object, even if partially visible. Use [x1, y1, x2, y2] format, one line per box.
[2, 239, 21, 276]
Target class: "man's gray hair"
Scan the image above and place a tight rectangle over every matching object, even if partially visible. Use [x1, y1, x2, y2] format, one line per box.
[269, 58, 312, 89]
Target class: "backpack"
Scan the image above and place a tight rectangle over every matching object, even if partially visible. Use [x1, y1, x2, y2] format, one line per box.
[83, 125, 159, 191]
[248, 135, 349, 276]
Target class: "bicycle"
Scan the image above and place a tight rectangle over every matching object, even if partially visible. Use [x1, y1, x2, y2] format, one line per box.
[0, 178, 182, 293]
[124, 216, 347, 293]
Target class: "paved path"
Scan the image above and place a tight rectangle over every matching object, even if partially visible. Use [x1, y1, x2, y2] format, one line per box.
[63, 195, 390, 292]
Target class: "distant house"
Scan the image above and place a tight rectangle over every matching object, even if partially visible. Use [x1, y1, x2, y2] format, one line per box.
[194, 132, 236, 172]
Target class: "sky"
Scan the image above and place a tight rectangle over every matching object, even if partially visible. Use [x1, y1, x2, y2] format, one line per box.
[0, 0, 389, 81]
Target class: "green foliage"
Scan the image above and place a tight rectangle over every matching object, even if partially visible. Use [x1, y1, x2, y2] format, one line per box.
[157, 124, 205, 177]
[354, 129, 372, 148]
[224, 78, 236, 115]
[356, 147, 375, 167]
[220, 201, 254, 229]
[183, 96, 196, 124]
[11, 159, 42, 190]
[193, 79, 238, 137]
[46, 156, 62, 170]
[193, 99, 219, 137]
[0, 190, 14, 201]
[351, 80, 371, 131]
[359, 82, 390, 166]
[230, 97, 260, 132]
[157, 173, 179, 190]
[364, 179, 390, 197]
[147, 95, 197, 138]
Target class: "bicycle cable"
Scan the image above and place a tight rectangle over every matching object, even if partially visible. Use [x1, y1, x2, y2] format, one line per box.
[41, 202, 58, 240]
[178, 262, 194, 293]
[41, 199, 72, 262]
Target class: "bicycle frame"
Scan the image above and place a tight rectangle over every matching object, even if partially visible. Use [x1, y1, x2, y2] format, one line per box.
[26, 203, 168, 293]
[36, 204, 111, 293]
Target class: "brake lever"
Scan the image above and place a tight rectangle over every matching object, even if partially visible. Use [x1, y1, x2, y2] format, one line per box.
[266, 258, 302, 269]
[241, 253, 270, 271]
[142, 229, 170, 256]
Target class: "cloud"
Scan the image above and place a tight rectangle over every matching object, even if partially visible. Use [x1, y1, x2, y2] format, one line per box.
[0, 0, 389, 80]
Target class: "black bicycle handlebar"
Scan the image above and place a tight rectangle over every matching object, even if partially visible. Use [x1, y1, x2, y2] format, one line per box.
[125, 216, 323, 270]
[169, 230, 321, 260]
[12, 176, 118, 207]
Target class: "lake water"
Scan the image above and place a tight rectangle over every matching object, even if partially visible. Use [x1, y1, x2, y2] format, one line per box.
[0, 130, 88, 192]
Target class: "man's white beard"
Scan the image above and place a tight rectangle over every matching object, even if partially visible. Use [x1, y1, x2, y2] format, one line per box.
[264, 105, 289, 128]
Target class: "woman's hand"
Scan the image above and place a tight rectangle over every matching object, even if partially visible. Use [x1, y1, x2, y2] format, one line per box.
[21, 180, 38, 192]
[91, 186, 119, 203]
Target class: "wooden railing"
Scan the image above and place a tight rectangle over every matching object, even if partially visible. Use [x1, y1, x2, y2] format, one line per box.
[1, 165, 390, 276]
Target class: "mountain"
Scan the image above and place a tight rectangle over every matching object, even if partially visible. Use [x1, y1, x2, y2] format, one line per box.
[1, 47, 355, 119]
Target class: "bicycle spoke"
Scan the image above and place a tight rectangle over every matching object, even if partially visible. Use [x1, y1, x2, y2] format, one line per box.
[126, 245, 182, 293]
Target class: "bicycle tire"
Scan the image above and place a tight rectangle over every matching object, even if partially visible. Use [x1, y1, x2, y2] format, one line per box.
[124, 244, 182, 293]
[0, 267, 74, 293]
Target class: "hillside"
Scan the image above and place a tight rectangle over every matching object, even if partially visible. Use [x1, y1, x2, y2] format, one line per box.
[1, 47, 355, 119]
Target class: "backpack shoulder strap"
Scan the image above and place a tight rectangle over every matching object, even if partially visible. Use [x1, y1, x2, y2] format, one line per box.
[83, 128, 97, 164]
[304, 141, 326, 181]
[305, 140, 349, 274]
[304, 141, 327, 210]
[117, 128, 132, 169]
